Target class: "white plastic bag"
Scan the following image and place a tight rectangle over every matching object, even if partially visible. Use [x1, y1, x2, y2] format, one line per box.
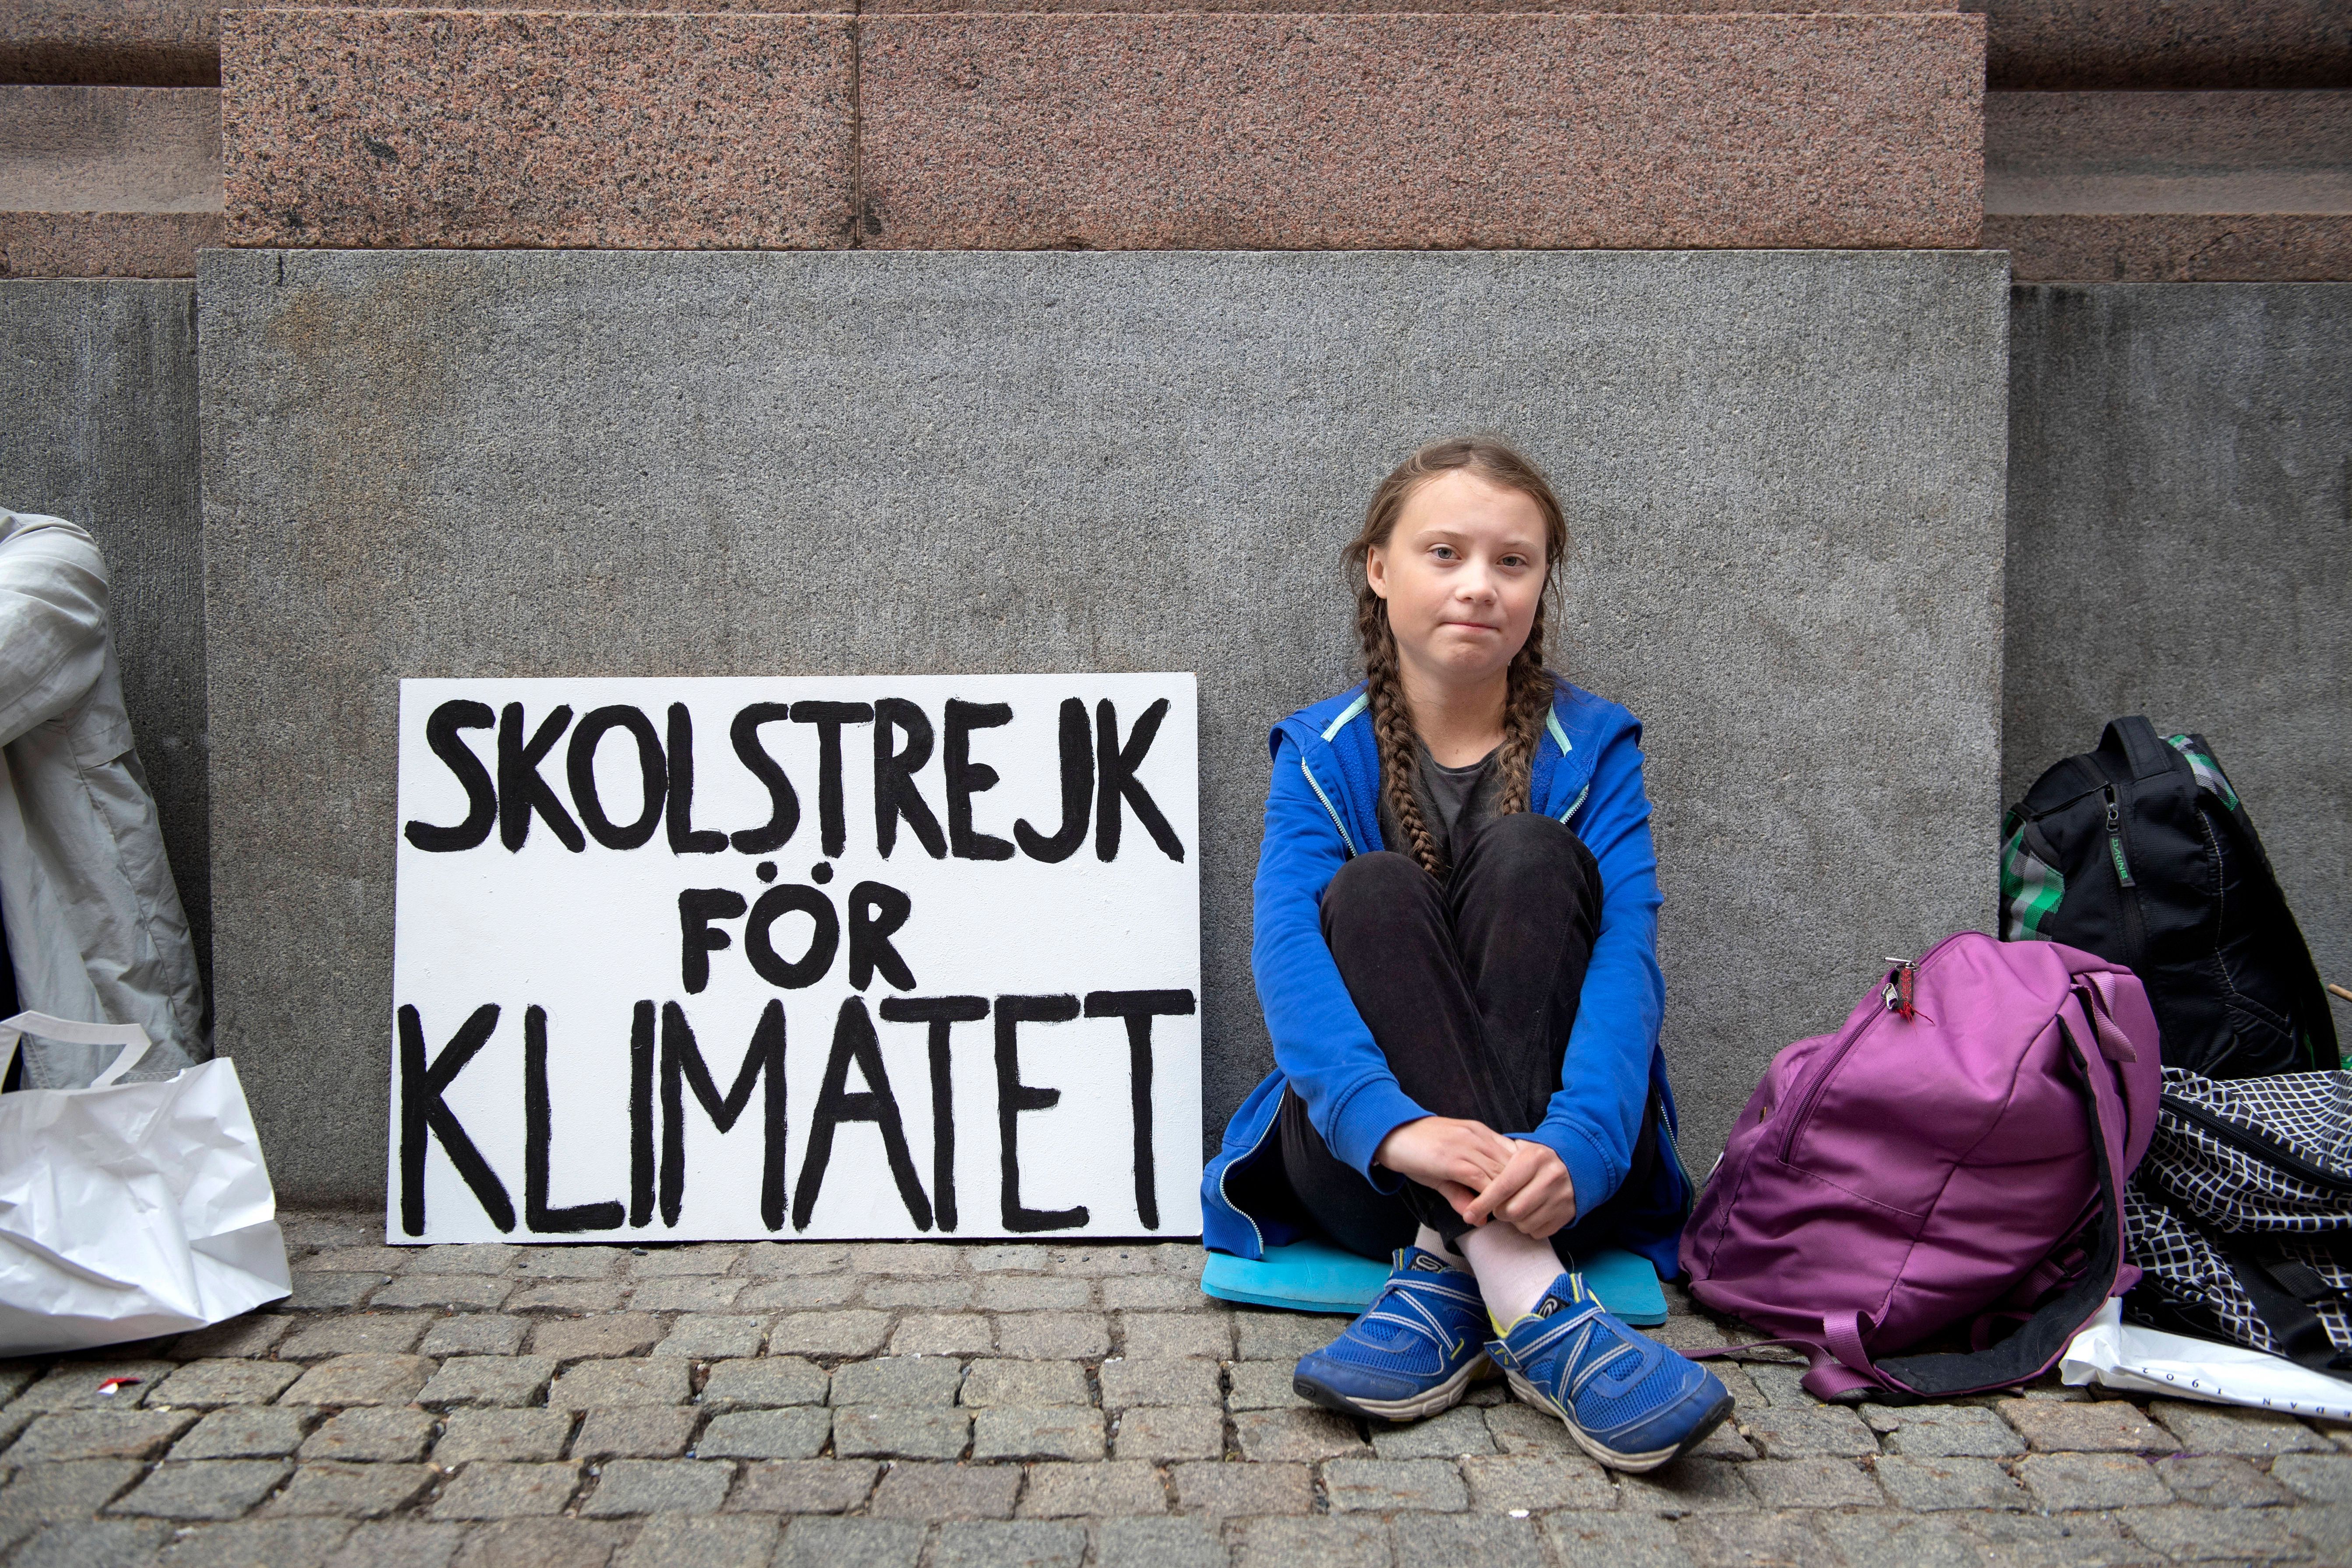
[2061, 1298, 2352, 1420]
[0, 1013, 289, 1355]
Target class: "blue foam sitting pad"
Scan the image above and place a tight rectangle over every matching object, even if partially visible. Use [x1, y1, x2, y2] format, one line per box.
[1201, 1236, 1669, 1326]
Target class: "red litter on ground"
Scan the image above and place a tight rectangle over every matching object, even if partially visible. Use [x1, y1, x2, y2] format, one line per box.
[95, 1377, 141, 1397]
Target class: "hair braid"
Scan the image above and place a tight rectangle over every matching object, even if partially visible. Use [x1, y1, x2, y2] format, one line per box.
[1494, 597, 1558, 816]
[1358, 590, 1446, 878]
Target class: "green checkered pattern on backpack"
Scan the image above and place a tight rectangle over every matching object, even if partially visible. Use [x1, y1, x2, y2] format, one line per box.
[1999, 806, 2066, 941]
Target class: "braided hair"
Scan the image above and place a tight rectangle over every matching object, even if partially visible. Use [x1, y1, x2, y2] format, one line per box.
[1342, 438, 1569, 879]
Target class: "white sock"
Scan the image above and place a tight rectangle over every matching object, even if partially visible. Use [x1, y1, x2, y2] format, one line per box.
[1459, 1224, 1569, 1330]
[1412, 1225, 1467, 1269]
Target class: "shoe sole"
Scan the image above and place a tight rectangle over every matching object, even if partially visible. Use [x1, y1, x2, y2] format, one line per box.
[1503, 1369, 1737, 1474]
[1294, 1352, 1491, 1423]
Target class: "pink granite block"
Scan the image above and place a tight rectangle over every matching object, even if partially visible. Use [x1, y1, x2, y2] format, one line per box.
[1991, 214, 2352, 282]
[0, 211, 223, 277]
[222, 9, 855, 250]
[858, 12, 1983, 252]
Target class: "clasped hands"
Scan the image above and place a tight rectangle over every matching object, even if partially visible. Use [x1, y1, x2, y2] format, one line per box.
[1374, 1116, 1577, 1240]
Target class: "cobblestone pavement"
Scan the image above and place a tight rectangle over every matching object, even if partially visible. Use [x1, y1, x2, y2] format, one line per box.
[5, 1212, 2351, 1567]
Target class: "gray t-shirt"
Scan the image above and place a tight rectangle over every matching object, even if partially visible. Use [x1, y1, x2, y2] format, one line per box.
[1377, 741, 1502, 872]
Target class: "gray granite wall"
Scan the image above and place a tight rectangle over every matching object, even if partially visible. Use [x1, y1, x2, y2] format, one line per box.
[2006, 283, 2352, 1008]
[200, 247, 2010, 1206]
[0, 278, 211, 1010]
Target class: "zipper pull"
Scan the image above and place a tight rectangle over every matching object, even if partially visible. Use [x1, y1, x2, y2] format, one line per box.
[1881, 957, 1918, 1021]
[2103, 787, 2136, 888]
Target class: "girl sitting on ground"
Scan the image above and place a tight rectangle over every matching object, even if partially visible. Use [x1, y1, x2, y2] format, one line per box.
[1198, 438, 1731, 1473]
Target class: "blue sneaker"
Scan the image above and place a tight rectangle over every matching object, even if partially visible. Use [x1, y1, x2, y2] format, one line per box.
[1487, 1272, 1733, 1472]
[1292, 1248, 1492, 1422]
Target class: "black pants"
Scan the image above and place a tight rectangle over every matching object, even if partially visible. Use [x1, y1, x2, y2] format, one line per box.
[1278, 811, 1662, 1265]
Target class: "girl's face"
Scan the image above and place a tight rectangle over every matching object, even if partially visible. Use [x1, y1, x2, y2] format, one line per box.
[1366, 469, 1549, 694]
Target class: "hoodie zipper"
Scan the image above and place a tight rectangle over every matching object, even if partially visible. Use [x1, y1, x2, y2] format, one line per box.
[1301, 757, 1356, 857]
[2161, 1094, 2352, 1194]
[1214, 1110, 1276, 1254]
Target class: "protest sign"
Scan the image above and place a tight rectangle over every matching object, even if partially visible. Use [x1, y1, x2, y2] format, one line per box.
[390, 675, 1201, 1243]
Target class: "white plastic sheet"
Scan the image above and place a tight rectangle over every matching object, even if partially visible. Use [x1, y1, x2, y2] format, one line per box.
[0, 1013, 289, 1355]
[2062, 1298, 2352, 1420]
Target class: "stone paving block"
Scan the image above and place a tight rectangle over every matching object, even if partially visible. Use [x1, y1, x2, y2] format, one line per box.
[631, 1245, 744, 1277]
[530, 1314, 663, 1361]
[1155, 1244, 1207, 1277]
[1094, 1515, 1222, 1568]
[1862, 1402, 2025, 1459]
[151, 1360, 304, 1409]
[970, 1247, 1052, 1273]
[1232, 1407, 1367, 1463]
[1171, 1459, 1314, 1519]
[831, 1357, 965, 1406]
[931, 1521, 1086, 1568]
[279, 1274, 387, 1311]
[1459, 1453, 1614, 1512]
[653, 1316, 765, 1359]
[1618, 1457, 1752, 1516]
[1647, 1316, 1733, 1354]
[581, 1458, 736, 1516]
[547, 1359, 691, 1411]
[726, 1459, 880, 1514]
[172, 1317, 297, 1360]
[1100, 1358, 1219, 1411]
[420, 1244, 520, 1277]
[1225, 1515, 1393, 1568]
[865, 1280, 975, 1310]
[887, 1314, 992, 1355]
[13, 1520, 174, 1566]
[2118, 1503, 2314, 1564]
[1540, 1511, 1692, 1568]
[428, 1461, 582, 1520]
[866, 1461, 1022, 1519]
[300, 1407, 438, 1463]
[962, 1360, 1090, 1408]
[768, 1311, 893, 1358]
[737, 1243, 848, 1277]
[1233, 1314, 1342, 1364]
[173, 1406, 320, 1460]
[974, 1278, 1093, 1312]
[1120, 1314, 1233, 1360]
[850, 1244, 966, 1278]
[1019, 1459, 1167, 1517]
[322, 1519, 469, 1568]
[108, 1459, 290, 1519]
[1872, 1454, 2030, 1512]
[699, 1356, 827, 1410]
[775, 1516, 927, 1568]
[738, 1277, 862, 1312]
[1740, 1398, 1878, 1459]
[2273, 1451, 2352, 1503]
[634, 1279, 751, 1313]
[279, 1319, 433, 1359]
[1393, 1512, 1546, 1568]
[418, 1318, 530, 1358]
[417, 1357, 556, 1409]
[573, 1407, 702, 1460]
[1225, 1362, 1309, 1412]
[1677, 1511, 1836, 1567]
[974, 1406, 1105, 1462]
[1367, 1406, 1495, 1459]
[370, 1275, 514, 1311]
[1997, 1397, 2177, 1453]
[696, 1408, 830, 1461]
[1741, 1457, 1883, 1508]
[433, 1409, 574, 1466]
[1049, 1246, 1160, 1278]
[159, 1516, 357, 1567]
[446, 1518, 635, 1568]
[1323, 1457, 1468, 1513]
[2016, 1452, 2173, 1511]
[1101, 1276, 1204, 1312]
[262, 1461, 435, 1519]
[13, 1409, 197, 1462]
[615, 1513, 779, 1568]
[833, 1406, 970, 1460]
[510, 1283, 629, 1315]
[2151, 1453, 2294, 1507]
[995, 1314, 1111, 1360]
[1688, 1423, 1757, 1462]
[1116, 1406, 1226, 1462]
[2149, 1398, 2329, 1455]
[0, 1459, 148, 1525]
[12, 1360, 180, 1411]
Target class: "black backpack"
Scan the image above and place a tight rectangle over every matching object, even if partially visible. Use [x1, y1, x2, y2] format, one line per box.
[2001, 716, 2338, 1080]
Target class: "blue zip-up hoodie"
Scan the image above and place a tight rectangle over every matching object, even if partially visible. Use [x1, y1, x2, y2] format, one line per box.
[1199, 678, 1690, 1279]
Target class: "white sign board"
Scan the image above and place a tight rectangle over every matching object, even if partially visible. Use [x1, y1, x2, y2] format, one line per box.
[390, 675, 1201, 1243]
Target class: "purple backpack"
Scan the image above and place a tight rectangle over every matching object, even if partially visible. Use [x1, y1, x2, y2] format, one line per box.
[1681, 932, 2161, 1400]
